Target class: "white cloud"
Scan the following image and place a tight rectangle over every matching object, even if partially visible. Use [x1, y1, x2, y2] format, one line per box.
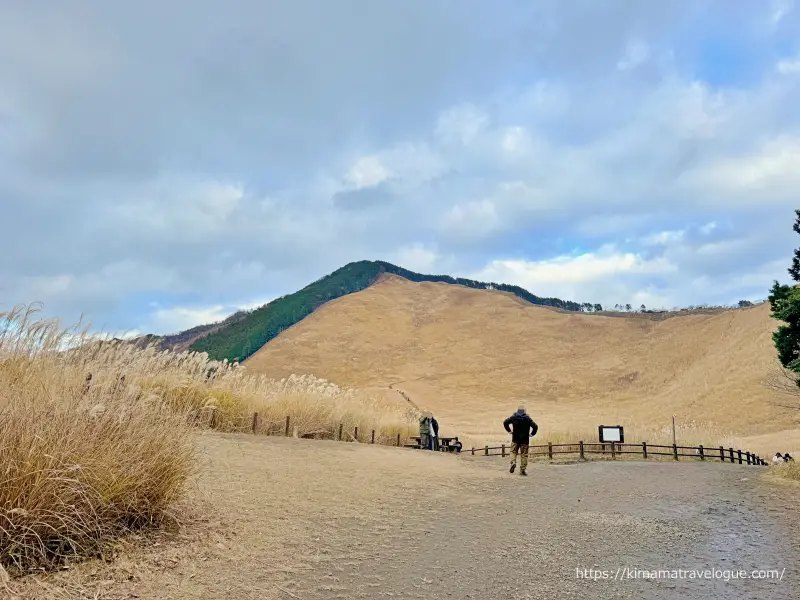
[434, 104, 488, 146]
[475, 247, 674, 286]
[771, 0, 794, 26]
[390, 243, 441, 273]
[144, 295, 274, 334]
[499, 126, 537, 161]
[616, 40, 650, 70]
[681, 136, 800, 200]
[776, 56, 800, 74]
[149, 305, 231, 333]
[699, 221, 717, 235]
[441, 198, 503, 239]
[469, 247, 678, 309]
[110, 179, 245, 236]
[640, 229, 686, 246]
[344, 155, 392, 189]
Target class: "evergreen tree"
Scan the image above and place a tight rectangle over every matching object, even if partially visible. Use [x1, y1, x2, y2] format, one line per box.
[769, 209, 800, 386]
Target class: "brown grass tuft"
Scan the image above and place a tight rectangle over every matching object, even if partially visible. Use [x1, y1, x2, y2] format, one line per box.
[0, 305, 196, 574]
[770, 460, 800, 481]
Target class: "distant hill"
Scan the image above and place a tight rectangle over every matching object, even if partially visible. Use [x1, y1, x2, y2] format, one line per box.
[173, 260, 594, 362]
[137, 259, 763, 364]
[134, 310, 250, 353]
[243, 274, 792, 454]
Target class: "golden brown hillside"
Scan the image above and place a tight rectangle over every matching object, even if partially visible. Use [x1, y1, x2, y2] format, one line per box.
[244, 275, 800, 455]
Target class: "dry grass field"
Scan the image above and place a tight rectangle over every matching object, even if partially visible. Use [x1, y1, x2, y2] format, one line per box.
[245, 275, 800, 456]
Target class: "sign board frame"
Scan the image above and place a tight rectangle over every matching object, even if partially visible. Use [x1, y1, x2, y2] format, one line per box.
[598, 425, 624, 443]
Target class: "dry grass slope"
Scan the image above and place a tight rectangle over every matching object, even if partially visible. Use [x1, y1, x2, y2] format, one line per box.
[245, 274, 800, 454]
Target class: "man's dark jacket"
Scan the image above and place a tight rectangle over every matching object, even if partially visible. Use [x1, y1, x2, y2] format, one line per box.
[503, 410, 538, 445]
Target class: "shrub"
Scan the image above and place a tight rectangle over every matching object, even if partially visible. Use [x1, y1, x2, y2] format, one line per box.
[0, 305, 195, 574]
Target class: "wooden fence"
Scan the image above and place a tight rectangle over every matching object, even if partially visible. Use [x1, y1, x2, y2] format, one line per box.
[217, 412, 768, 467]
[233, 412, 406, 447]
[465, 441, 768, 466]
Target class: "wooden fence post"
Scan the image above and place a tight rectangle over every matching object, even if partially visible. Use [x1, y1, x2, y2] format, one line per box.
[611, 442, 616, 460]
[396, 433, 400, 446]
[371, 430, 375, 444]
[719, 446, 725, 462]
[501, 444, 505, 457]
[579, 440, 585, 460]
[728, 447, 735, 463]
[338, 423, 343, 440]
[354, 426, 359, 441]
[737, 450, 742, 464]
[746, 451, 751, 465]
[698, 444, 704, 460]
[673, 443, 678, 460]
[471, 447, 475, 455]
[484, 445, 489, 456]
[548, 442, 553, 459]
[285, 416, 290, 436]
[642, 442, 647, 459]
[210, 408, 217, 429]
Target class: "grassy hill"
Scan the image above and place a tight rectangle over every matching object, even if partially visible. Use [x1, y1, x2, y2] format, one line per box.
[243, 274, 798, 455]
[182, 260, 593, 362]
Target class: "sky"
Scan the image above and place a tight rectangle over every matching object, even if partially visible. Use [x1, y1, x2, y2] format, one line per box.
[2, 1, 800, 336]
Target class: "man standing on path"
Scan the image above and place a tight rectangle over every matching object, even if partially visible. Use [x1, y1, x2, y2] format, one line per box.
[503, 405, 538, 475]
[430, 413, 439, 451]
[419, 411, 432, 450]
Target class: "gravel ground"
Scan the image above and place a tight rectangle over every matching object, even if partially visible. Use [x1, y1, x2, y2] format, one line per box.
[9, 433, 799, 599]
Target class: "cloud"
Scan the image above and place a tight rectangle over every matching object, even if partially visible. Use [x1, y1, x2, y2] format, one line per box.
[435, 104, 489, 146]
[147, 305, 233, 333]
[473, 246, 674, 286]
[777, 55, 800, 74]
[389, 243, 443, 273]
[616, 40, 650, 70]
[344, 156, 392, 190]
[772, 0, 794, 26]
[2, 0, 800, 331]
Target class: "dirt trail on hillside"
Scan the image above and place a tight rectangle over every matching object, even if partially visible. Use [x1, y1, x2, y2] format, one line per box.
[12, 433, 799, 600]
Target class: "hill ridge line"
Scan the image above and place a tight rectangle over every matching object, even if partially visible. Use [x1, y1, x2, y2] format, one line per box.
[141, 259, 764, 363]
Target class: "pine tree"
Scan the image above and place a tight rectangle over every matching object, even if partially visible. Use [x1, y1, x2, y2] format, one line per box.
[769, 209, 800, 386]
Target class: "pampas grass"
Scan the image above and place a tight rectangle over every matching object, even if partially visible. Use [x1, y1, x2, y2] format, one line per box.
[0, 303, 416, 574]
[0, 305, 196, 574]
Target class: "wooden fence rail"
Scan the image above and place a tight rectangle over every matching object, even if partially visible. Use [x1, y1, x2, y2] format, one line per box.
[243, 413, 408, 446]
[229, 413, 769, 466]
[466, 441, 768, 466]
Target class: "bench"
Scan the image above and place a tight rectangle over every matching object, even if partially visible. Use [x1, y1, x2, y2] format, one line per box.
[407, 436, 462, 453]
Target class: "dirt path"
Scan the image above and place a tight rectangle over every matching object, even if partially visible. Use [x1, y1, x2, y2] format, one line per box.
[11, 433, 799, 600]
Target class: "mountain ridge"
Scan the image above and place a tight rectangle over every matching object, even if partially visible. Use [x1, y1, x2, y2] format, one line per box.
[137, 259, 764, 363]
[141, 260, 599, 361]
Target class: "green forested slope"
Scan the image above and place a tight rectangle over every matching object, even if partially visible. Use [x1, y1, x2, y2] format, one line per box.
[188, 260, 590, 362]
